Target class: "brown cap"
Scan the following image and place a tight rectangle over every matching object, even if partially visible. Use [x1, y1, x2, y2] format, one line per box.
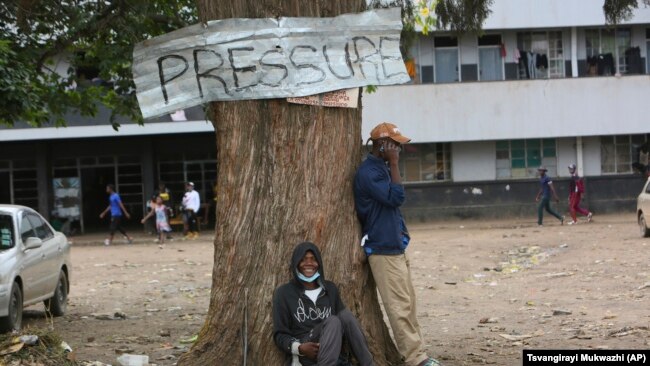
[370, 122, 411, 144]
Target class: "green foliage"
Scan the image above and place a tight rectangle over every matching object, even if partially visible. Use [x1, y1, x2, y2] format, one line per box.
[434, 0, 494, 34]
[413, 0, 438, 35]
[365, 85, 378, 94]
[0, 0, 197, 127]
[367, 0, 491, 60]
[603, 0, 650, 24]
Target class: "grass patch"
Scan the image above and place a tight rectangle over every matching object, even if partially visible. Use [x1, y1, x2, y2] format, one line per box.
[0, 327, 77, 365]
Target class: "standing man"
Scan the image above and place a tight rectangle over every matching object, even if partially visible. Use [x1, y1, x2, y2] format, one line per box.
[99, 184, 133, 245]
[181, 182, 200, 239]
[535, 166, 564, 226]
[353, 122, 441, 366]
[567, 164, 593, 225]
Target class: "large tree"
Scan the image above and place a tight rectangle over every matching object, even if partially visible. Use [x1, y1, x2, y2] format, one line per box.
[2, 1, 647, 365]
[176, 2, 401, 365]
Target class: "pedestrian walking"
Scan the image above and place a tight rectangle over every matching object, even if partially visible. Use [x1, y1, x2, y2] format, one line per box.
[99, 184, 133, 245]
[140, 195, 172, 245]
[535, 166, 564, 226]
[567, 164, 593, 225]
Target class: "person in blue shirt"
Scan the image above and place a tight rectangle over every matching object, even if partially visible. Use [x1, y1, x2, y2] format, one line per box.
[353, 122, 441, 366]
[535, 166, 564, 226]
[99, 184, 133, 245]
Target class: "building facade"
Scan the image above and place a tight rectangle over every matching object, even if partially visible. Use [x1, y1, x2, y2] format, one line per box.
[362, 0, 650, 220]
[0, 107, 216, 232]
[1, 0, 650, 227]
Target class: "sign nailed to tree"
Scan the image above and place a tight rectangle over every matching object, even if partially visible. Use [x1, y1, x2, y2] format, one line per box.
[132, 8, 409, 119]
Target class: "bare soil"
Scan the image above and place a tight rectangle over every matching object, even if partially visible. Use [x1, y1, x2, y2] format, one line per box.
[21, 213, 650, 365]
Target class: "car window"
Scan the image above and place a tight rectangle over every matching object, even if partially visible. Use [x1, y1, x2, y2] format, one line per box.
[20, 214, 36, 243]
[646, 181, 650, 194]
[0, 214, 14, 249]
[27, 214, 54, 241]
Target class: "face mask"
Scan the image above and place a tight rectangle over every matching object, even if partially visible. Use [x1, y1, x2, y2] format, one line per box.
[297, 271, 320, 283]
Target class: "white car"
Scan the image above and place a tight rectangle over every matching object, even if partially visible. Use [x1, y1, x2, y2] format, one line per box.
[0, 205, 71, 332]
[637, 177, 650, 237]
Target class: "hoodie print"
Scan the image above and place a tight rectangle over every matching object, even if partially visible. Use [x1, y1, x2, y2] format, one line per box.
[293, 297, 332, 323]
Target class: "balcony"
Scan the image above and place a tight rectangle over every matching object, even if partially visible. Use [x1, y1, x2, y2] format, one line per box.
[361, 75, 650, 143]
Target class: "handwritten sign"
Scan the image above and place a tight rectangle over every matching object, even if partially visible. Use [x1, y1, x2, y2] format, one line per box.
[287, 88, 359, 108]
[132, 8, 408, 118]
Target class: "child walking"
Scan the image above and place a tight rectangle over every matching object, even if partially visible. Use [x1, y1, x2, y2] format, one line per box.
[141, 196, 172, 245]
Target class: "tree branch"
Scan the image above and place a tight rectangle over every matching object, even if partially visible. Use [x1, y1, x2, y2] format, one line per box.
[35, 1, 122, 71]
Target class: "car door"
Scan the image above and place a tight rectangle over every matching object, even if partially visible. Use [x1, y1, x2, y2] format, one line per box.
[26, 213, 61, 297]
[18, 213, 44, 303]
[643, 179, 650, 215]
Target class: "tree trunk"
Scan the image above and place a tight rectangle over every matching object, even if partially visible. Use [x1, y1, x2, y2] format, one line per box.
[179, 1, 400, 365]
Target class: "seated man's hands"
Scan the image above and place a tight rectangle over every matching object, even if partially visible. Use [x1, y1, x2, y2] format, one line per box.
[298, 342, 319, 360]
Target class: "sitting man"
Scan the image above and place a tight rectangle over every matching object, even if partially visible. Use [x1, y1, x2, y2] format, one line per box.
[273, 241, 375, 366]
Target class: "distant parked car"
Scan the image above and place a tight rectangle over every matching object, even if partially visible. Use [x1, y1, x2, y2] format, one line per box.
[637, 177, 650, 238]
[0, 205, 71, 332]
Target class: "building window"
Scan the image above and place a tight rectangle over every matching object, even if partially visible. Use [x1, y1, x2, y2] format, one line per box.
[517, 31, 565, 79]
[585, 28, 631, 75]
[478, 34, 504, 81]
[414, 36, 434, 84]
[0, 160, 38, 209]
[434, 36, 459, 83]
[413, 35, 460, 84]
[496, 139, 557, 179]
[157, 154, 217, 206]
[601, 134, 647, 174]
[399, 143, 451, 183]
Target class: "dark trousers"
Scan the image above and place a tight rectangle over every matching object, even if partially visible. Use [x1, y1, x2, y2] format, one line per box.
[182, 210, 198, 233]
[300, 309, 375, 366]
[109, 216, 128, 236]
[538, 197, 562, 225]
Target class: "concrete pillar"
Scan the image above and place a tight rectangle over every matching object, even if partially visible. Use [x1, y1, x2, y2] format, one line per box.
[571, 27, 578, 78]
[576, 136, 584, 177]
[35, 144, 50, 219]
[141, 138, 155, 217]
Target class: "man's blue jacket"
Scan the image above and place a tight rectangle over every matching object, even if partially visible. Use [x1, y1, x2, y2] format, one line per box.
[353, 154, 409, 255]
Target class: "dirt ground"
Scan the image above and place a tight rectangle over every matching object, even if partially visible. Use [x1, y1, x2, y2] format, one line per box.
[21, 213, 650, 365]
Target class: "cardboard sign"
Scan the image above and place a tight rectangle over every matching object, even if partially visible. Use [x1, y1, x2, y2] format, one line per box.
[287, 88, 359, 108]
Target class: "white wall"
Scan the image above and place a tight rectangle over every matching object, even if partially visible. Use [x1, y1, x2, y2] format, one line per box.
[361, 75, 650, 143]
[557, 137, 577, 177]
[451, 141, 496, 181]
[482, 0, 650, 30]
[583, 136, 602, 177]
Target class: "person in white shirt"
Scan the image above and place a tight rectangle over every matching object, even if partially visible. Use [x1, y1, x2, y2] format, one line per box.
[181, 182, 201, 239]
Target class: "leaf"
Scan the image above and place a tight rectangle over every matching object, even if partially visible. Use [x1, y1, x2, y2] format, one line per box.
[0, 342, 25, 356]
[180, 334, 198, 344]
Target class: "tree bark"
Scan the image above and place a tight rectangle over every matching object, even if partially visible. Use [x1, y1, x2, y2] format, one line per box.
[179, 1, 400, 365]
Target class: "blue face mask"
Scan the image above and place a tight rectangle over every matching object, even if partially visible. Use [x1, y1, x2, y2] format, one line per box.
[297, 271, 320, 283]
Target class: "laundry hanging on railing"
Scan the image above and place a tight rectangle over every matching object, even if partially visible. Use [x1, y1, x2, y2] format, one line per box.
[587, 53, 614, 76]
[517, 49, 548, 79]
[625, 46, 642, 74]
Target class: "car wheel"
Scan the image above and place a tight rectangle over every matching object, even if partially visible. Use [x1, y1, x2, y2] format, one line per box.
[640, 213, 650, 238]
[0, 282, 23, 333]
[44, 270, 68, 316]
